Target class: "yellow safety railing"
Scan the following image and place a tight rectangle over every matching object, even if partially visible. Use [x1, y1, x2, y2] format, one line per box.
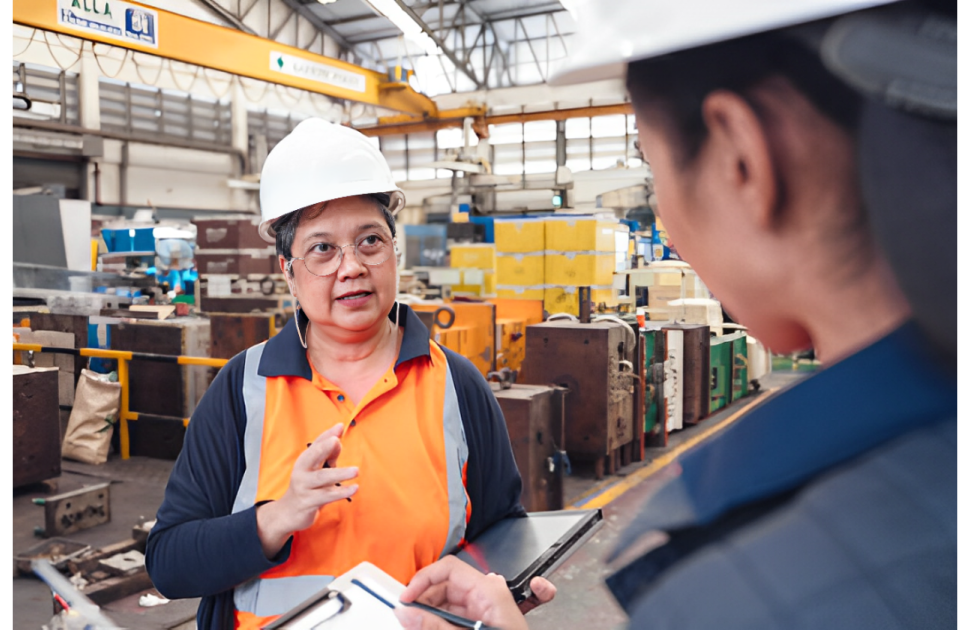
[13, 343, 228, 460]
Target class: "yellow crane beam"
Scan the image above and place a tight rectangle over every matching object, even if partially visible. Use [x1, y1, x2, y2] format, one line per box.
[14, 0, 439, 118]
[357, 103, 634, 137]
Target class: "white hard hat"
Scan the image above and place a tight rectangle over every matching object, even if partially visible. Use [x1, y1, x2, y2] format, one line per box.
[258, 117, 405, 243]
[549, 0, 899, 86]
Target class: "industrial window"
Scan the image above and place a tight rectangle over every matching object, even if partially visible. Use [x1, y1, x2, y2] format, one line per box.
[13, 62, 80, 125]
[99, 78, 232, 145]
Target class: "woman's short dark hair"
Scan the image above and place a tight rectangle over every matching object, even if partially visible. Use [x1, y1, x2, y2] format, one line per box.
[626, 26, 862, 165]
[272, 193, 396, 267]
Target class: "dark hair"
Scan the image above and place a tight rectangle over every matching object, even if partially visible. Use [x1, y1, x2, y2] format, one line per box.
[626, 27, 863, 165]
[273, 193, 396, 269]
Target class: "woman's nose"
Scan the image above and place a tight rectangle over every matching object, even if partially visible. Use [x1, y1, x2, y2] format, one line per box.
[336, 245, 366, 280]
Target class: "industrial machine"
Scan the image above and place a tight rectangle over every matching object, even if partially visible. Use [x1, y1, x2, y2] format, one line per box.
[520, 319, 637, 478]
[408, 300, 496, 377]
[488, 382, 567, 512]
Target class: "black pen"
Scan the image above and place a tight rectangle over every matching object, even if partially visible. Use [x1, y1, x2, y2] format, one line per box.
[350, 578, 498, 630]
[307, 442, 352, 502]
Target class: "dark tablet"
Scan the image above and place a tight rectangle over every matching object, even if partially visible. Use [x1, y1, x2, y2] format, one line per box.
[454, 509, 603, 603]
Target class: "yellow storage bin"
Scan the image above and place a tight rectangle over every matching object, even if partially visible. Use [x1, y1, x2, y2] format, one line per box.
[452, 270, 496, 296]
[497, 285, 546, 301]
[544, 251, 616, 286]
[544, 285, 617, 315]
[497, 253, 545, 286]
[544, 217, 623, 252]
[495, 218, 545, 253]
[450, 244, 496, 270]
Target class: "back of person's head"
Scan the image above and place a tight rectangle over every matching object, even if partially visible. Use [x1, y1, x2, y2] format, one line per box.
[611, 0, 955, 367]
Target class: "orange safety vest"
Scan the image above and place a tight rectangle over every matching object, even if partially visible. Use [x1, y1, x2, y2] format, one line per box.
[231, 341, 471, 629]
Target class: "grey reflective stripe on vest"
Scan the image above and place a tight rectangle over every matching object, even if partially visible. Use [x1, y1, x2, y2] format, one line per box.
[231, 343, 336, 617]
[440, 356, 470, 556]
[232, 343, 266, 515]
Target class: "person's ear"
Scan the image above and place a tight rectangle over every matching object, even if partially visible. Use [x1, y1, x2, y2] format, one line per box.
[701, 90, 778, 230]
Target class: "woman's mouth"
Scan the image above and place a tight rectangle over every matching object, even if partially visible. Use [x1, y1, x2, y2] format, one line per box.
[335, 291, 373, 306]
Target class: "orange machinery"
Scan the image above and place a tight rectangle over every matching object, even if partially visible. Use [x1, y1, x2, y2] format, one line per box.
[490, 298, 544, 374]
[409, 301, 497, 377]
[408, 298, 544, 378]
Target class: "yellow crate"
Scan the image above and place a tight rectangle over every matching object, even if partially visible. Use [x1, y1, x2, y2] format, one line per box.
[544, 252, 616, 286]
[497, 253, 545, 286]
[497, 285, 546, 301]
[544, 285, 617, 315]
[544, 217, 623, 252]
[495, 218, 545, 253]
[452, 270, 496, 296]
[450, 244, 496, 270]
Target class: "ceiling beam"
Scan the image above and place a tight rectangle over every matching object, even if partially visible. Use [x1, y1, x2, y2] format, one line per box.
[390, 0, 483, 89]
[196, 0, 258, 35]
[278, 0, 379, 65]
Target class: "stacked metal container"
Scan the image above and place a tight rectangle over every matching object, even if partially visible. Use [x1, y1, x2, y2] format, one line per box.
[192, 215, 290, 313]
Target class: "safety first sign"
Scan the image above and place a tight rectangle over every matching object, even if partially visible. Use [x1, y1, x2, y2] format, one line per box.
[270, 51, 367, 94]
[58, 0, 158, 48]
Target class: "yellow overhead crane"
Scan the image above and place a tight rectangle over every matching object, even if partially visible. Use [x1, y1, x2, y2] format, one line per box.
[13, 0, 439, 117]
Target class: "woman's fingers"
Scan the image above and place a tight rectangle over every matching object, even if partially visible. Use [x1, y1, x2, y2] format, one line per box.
[517, 577, 557, 614]
[394, 606, 454, 630]
[303, 425, 345, 469]
[308, 465, 359, 489]
[400, 556, 473, 603]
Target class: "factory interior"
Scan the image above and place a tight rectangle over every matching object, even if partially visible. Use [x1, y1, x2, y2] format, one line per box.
[9, 1, 958, 629]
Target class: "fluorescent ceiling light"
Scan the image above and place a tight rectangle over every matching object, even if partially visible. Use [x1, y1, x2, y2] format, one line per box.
[362, 0, 441, 56]
[316, 0, 338, 4]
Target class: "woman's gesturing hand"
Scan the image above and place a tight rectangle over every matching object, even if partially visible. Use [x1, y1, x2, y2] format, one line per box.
[256, 423, 359, 558]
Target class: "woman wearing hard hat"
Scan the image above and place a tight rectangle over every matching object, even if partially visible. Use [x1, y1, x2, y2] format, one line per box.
[394, 1, 956, 629]
[145, 118, 554, 629]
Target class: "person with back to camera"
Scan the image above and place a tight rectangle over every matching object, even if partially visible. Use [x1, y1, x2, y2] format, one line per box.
[394, 1, 957, 629]
[144, 119, 556, 629]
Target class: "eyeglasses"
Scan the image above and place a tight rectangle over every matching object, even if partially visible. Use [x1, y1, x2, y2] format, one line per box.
[287, 232, 392, 277]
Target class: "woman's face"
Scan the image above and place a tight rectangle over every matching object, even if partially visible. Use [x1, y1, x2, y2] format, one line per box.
[284, 195, 397, 336]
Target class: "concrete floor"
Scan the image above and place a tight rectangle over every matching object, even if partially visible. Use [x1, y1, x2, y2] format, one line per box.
[13, 372, 804, 630]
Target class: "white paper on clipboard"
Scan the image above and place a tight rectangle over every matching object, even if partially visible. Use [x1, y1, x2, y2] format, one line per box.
[267, 562, 406, 629]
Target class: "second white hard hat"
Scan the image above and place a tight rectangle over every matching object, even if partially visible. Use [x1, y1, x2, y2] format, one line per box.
[549, 0, 898, 86]
[258, 117, 405, 244]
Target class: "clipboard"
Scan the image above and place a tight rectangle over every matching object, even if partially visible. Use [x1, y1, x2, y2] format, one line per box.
[263, 562, 405, 630]
[455, 509, 603, 603]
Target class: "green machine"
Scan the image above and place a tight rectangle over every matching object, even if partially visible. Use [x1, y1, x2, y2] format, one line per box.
[731, 332, 749, 402]
[710, 331, 748, 411]
[709, 335, 733, 413]
[641, 326, 667, 447]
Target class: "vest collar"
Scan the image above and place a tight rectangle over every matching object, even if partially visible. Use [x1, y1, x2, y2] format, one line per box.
[257, 302, 432, 379]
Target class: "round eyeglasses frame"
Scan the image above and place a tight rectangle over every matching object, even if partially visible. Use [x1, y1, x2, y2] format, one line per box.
[286, 235, 392, 277]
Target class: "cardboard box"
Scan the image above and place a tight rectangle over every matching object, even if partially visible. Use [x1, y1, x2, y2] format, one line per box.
[497, 253, 545, 286]
[452, 269, 497, 296]
[497, 285, 546, 301]
[647, 285, 684, 320]
[544, 286, 617, 315]
[450, 244, 496, 270]
[545, 217, 624, 252]
[494, 218, 545, 253]
[544, 252, 616, 286]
